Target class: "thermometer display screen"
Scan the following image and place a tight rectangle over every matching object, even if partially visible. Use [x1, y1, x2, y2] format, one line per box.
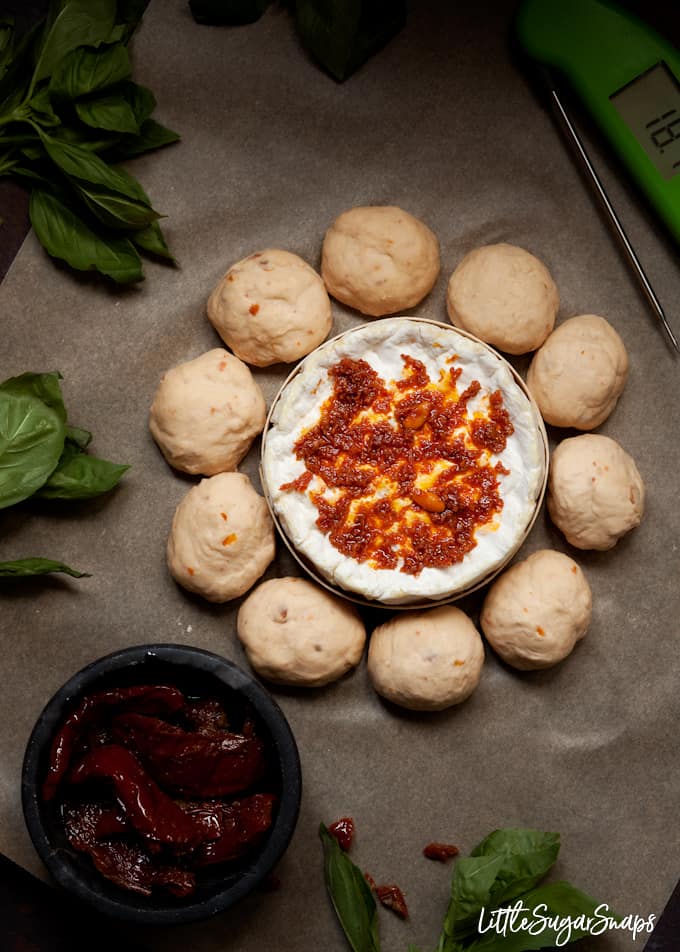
[610, 62, 680, 181]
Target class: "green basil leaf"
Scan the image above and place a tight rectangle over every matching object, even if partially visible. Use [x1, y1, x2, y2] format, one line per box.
[440, 830, 561, 945]
[115, 0, 149, 43]
[49, 42, 131, 99]
[189, 0, 272, 26]
[463, 882, 609, 952]
[105, 117, 179, 160]
[319, 823, 380, 952]
[0, 373, 66, 509]
[294, 0, 406, 82]
[124, 81, 155, 125]
[0, 557, 89, 578]
[30, 188, 143, 283]
[65, 424, 92, 449]
[27, 86, 61, 128]
[38, 131, 155, 204]
[0, 16, 14, 67]
[55, 124, 121, 153]
[77, 181, 160, 228]
[36, 450, 129, 499]
[32, 0, 117, 86]
[0, 22, 42, 114]
[132, 220, 174, 260]
[76, 92, 139, 134]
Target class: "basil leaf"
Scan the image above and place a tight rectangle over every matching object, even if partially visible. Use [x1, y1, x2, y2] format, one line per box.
[66, 424, 92, 449]
[132, 220, 174, 260]
[32, 0, 117, 87]
[76, 92, 140, 134]
[189, 0, 272, 26]
[39, 132, 155, 205]
[294, 0, 406, 82]
[55, 124, 121, 153]
[463, 882, 608, 952]
[0, 16, 14, 69]
[440, 829, 560, 945]
[115, 0, 149, 43]
[77, 181, 160, 229]
[36, 451, 128, 499]
[320, 823, 380, 952]
[27, 87, 61, 128]
[0, 371, 66, 423]
[0, 22, 43, 114]
[0, 373, 66, 509]
[105, 118, 179, 160]
[124, 81, 155, 125]
[0, 557, 89, 578]
[49, 42, 131, 99]
[30, 188, 143, 283]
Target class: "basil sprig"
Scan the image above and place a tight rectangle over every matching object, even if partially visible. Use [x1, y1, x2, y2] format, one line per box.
[320, 823, 380, 952]
[321, 825, 613, 952]
[0, 0, 179, 283]
[0, 371, 128, 578]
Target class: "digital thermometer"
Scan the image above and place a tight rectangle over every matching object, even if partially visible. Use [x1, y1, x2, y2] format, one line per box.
[516, 0, 680, 240]
[516, 0, 680, 350]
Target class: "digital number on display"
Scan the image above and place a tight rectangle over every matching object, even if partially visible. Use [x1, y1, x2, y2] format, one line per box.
[610, 62, 680, 180]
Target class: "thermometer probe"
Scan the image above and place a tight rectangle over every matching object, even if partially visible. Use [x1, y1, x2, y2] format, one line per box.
[516, 0, 680, 353]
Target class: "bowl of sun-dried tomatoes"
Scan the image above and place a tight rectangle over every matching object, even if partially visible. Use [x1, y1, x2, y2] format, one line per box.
[21, 644, 302, 924]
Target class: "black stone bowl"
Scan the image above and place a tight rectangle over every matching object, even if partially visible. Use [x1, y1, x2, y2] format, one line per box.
[21, 644, 302, 925]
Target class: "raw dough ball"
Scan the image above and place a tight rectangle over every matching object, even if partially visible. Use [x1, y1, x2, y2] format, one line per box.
[321, 205, 440, 316]
[149, 349, 266, 476]
[367, 606, 484, 711]
[480, 550, 591, 670]
[527, 315, 628, 429]
[548, 434, 645, 550]
[167, 472, 275, 602]
[237, 577, 366, 686]
[446, 243, 559, 354]
[207, 249, 332, 367]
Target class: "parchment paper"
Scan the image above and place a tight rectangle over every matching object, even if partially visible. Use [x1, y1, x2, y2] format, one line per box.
[1, 2, 679, 950]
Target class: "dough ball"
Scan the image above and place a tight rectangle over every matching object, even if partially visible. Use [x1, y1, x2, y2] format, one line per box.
[547, 434, 645, 550]
[237, 577, 366, 686]
[481, 550, 591, 670]
[321, 205, 440, 317]
[446, 243, 559, 354]
[149, 349, 266, 476]
[207, 249, 332, 367]
[367, 606, 484, 711]
[527, 315, 628, 429]
[167, 472, 275, 602]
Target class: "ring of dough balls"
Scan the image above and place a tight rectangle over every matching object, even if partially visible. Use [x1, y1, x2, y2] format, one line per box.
[480, 550, 592, 670]
[207, 250, 332, 367]
[149, 349, 266, 476]
[237, 577, 366, 686]
[167, 472, 275, 602]
[527, 315, 628, 429]
[367, 606, 484, 711]
[547, 434, 644, 550]
[446, 243, 559, 355]
[321, 205, 440, 317]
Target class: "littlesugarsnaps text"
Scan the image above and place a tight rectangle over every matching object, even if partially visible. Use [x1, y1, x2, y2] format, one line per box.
[478, 902, 656, 945]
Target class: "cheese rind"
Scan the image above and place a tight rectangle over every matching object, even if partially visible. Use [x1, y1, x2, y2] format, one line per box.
[262, 319, 545, 604]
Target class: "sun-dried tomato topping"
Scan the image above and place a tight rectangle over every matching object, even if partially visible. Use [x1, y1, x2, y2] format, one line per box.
[328, 816, 355, 851]
[282, 354, 513, 575]
[423, 841, 460, 862]
[375, 883, 409, 919]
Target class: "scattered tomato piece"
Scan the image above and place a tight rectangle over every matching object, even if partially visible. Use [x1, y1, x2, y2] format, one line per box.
[249, 303, 260, 315]
[222, 534, 237, 546]
[375, 883, 409, 919]
[328, 816, 355, 851]
[423, 842, 460, 862]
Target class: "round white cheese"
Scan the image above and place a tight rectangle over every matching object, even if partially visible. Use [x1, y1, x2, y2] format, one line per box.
[262, 318, 545, 605]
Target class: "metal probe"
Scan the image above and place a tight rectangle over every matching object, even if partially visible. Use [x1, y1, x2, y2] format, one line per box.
[546, 81, 680, 354]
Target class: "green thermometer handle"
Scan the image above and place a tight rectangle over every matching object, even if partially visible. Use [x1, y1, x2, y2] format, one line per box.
[516, 0, 680, 244]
